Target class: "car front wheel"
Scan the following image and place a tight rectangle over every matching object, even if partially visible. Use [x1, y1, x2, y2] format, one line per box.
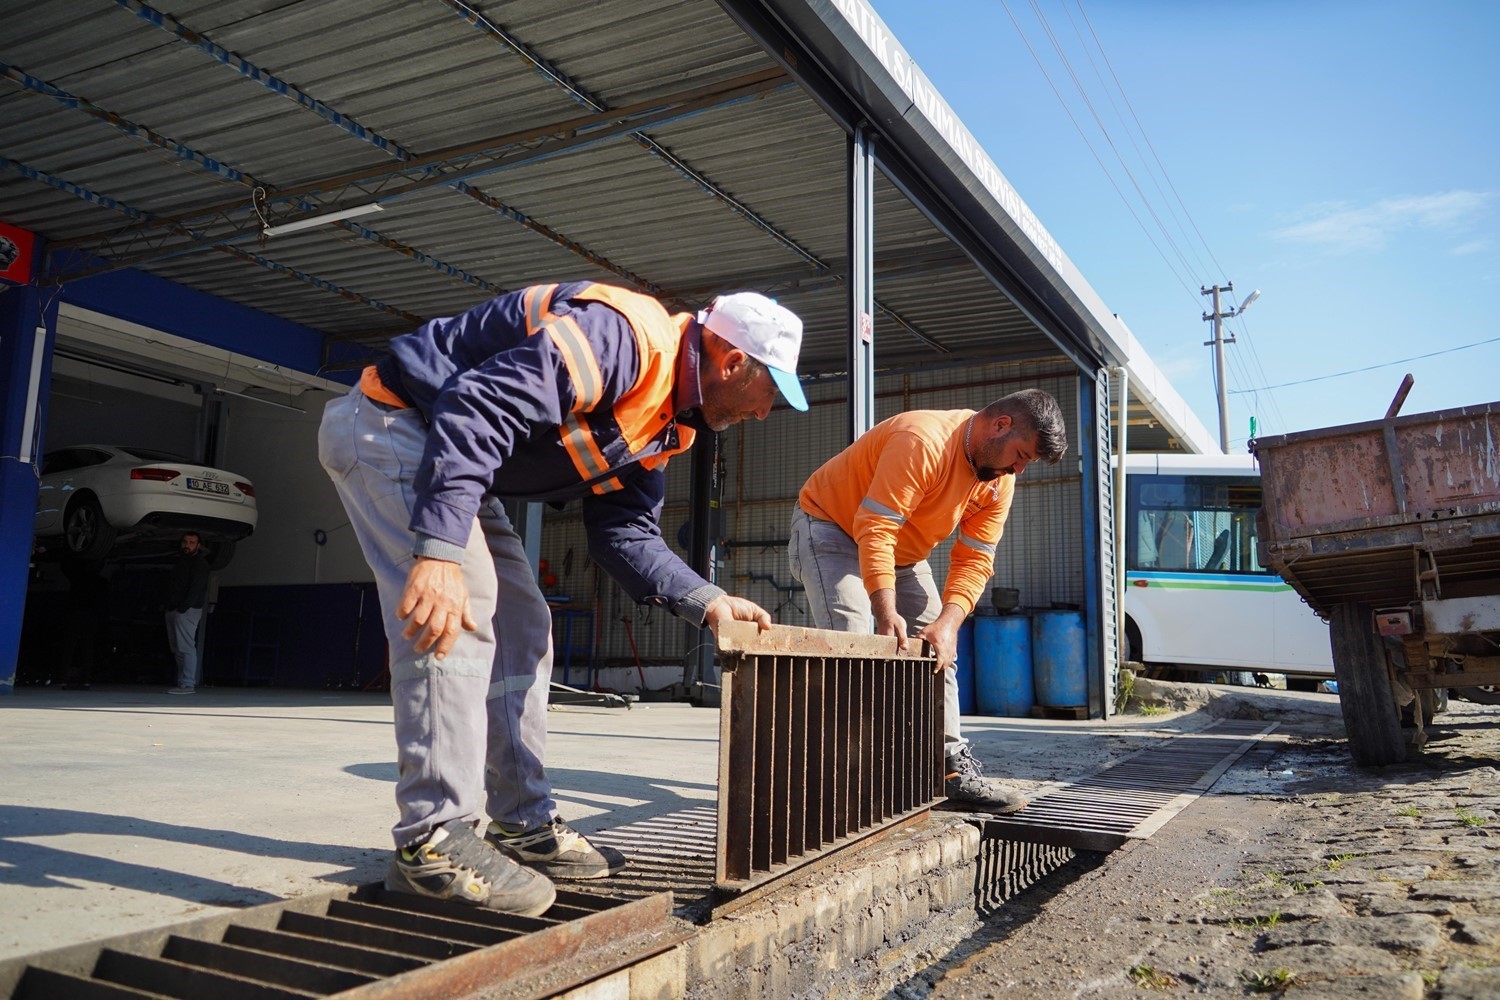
[64, 494, 117, 561]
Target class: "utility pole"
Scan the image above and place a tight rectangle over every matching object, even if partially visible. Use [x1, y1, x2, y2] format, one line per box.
[1202, 282, 1237, 454]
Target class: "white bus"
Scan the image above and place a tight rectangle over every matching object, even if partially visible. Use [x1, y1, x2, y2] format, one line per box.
[1122, 453, 1333, 686]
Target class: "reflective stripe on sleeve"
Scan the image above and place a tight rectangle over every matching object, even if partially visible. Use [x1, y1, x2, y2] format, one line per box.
[860, 497, 907, 524]
[959, 533, 997, 556]
[524, 284, 556, 333]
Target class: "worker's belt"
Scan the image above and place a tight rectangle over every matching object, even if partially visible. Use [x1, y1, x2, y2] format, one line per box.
[360, 365, 408, 409]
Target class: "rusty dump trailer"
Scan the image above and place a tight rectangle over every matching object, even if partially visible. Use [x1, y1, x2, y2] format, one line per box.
[1250, 379, 1500, 765]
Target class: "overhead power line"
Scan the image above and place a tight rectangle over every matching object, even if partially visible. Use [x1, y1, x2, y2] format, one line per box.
[1229, 336, 1500, 393]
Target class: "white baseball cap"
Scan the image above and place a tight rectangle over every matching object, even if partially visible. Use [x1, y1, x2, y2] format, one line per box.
[698, 292, 808, 411]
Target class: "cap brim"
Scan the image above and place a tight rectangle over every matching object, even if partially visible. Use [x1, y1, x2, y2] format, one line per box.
[768, 366, 808, 411]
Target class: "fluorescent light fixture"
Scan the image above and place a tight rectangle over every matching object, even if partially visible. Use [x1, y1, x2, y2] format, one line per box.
[262, 203, 384, 237]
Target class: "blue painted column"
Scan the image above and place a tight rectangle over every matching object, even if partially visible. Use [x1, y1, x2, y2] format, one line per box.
[0, 261, 59, 693]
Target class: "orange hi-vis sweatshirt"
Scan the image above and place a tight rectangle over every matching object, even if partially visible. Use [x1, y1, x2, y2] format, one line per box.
[798, 410, 1014, 615]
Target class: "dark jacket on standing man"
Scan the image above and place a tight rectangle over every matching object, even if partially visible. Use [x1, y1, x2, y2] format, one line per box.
[166, 550, 209, 613]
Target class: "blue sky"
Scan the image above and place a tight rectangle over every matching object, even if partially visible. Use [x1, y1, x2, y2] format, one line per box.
[872, 0, 1498, 450]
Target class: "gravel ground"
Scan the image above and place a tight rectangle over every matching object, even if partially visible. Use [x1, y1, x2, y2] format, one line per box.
[901, 691, 1500, 999]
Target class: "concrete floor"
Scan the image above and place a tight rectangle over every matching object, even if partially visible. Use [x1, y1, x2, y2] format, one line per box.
[0, 683, 1337, 962]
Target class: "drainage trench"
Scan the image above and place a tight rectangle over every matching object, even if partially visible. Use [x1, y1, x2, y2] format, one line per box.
[0, 637, 1276, 999]
[1, 886, 685, 1000]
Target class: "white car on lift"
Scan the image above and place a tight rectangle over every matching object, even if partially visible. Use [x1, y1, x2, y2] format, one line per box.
[33, 445, 257, 568]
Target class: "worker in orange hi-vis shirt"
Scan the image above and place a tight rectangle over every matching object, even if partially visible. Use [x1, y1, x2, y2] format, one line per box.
[789, 389, 1067, 813]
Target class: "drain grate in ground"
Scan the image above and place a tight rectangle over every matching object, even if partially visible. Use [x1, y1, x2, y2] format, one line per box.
[580, 806, 718, 919]
[0, 883, 683, 1000]
[978, 719, 1278, 852]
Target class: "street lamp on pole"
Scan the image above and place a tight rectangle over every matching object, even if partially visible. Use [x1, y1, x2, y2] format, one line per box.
[1202, 283, 1262, 453]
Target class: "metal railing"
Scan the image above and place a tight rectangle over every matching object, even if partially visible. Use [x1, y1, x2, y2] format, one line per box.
[714, 623, 945, 894]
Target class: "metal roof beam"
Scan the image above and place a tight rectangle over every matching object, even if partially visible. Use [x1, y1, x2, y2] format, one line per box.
[0, 61, 257, 189]
[2, 156, 419, 323]
[1, 64, 503, 298]
[94, 1, 761, 302]
[114, 0, 414, 162]
[210, 245, 423, 325]
[52, 70, 790, 280]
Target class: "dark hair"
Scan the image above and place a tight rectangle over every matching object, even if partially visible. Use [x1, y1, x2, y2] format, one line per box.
[985, 389, 1067, 463]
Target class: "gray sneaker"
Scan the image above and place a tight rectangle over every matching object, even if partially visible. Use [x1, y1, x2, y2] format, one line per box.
[944, 744, 1028, 814]
[485, 817, 627, 880]
[386, 819, 556, 915]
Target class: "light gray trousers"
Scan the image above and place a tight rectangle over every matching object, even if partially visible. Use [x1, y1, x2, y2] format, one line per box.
[318, 389, 557, 848]
[787, 507, 964, 756]
[165, 608, 202, 689]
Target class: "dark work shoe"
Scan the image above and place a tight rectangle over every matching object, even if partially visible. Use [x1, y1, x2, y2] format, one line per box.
[386, 819, 556, 915]
[944, 744, 1028, 814]
[486, 817, 627, 880]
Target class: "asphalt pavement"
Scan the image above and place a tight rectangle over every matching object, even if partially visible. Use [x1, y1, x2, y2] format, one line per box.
[902, 688, 1500, 1000]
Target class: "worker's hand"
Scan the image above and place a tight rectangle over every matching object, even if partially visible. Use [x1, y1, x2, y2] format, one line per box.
[703, 595, 772, 633]
[917, 618, 960, 674]
[871, 588, 910, 653]
[397, 557, 478, 659]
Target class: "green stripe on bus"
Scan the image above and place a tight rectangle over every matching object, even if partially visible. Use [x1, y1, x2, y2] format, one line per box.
[1138, 580, 1293, 593]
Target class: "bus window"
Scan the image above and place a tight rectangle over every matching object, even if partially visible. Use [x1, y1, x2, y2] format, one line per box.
[1122, 457, 1332, 678]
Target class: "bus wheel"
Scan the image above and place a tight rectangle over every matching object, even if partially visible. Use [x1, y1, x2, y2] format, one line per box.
[1123, 617, 1143, 665]
[1329, 602, 1404, 766]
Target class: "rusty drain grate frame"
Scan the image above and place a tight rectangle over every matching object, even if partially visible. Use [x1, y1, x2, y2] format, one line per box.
[1, 883, 686, 999]
[714, 622, 945, 897]
[979, 719, 1278, 852]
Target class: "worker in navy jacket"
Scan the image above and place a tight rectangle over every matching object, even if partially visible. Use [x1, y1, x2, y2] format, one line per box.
[318, 282, 806, 916]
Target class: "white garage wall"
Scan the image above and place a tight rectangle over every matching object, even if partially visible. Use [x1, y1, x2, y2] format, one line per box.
[46, 371, 199, 458]
[217, 389, 372, 588]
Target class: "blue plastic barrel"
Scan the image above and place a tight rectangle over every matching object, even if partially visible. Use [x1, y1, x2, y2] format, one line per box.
[954, 618, 977, 715]
[974, 615, 1033, 717]
[1032, 610, 1087, 708]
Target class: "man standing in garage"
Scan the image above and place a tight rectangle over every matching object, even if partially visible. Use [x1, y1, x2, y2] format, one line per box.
[319, 282, 805, 916]
[788, 390, 1067, 813]
[164, 531, 210, 695]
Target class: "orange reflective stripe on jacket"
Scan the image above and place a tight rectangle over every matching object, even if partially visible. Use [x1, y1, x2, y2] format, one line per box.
[571, 283, 693, 459]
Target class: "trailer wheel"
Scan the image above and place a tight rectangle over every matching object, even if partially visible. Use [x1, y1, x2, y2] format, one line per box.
[1454, 686, 1500, 706]
[1328, 602, 1405, 766]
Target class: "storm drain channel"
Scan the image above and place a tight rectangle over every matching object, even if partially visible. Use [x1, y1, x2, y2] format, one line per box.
[977, 719, 1278, 852]
[0, 718, 1276, 998]
[0, 884, 686, 1000]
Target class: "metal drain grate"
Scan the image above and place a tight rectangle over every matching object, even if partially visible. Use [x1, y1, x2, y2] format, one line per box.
[714, 622, 944, 895]
[973, 833, 1077, 917]
[980, 719, 1277, 851]
[1, 883, 685, 999]
[577, 807, 719, 915]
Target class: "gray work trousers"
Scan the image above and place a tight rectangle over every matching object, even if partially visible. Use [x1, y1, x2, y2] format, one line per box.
[165, 607, 202, 689]
[318, 388, 557, 848]
[787, 507, 964, 756]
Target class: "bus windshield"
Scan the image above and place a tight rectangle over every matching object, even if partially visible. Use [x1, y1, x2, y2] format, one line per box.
[1121, 455, 1332, 681]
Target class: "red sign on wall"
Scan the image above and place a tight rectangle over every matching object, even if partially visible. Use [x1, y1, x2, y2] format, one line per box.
[0, 221, 36, 284]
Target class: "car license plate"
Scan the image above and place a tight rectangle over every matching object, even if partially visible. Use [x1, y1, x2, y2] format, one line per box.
[187, 478, 231, 496]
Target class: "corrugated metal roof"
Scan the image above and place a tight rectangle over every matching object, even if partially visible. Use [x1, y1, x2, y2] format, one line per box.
[0, 0, 1093, 388]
